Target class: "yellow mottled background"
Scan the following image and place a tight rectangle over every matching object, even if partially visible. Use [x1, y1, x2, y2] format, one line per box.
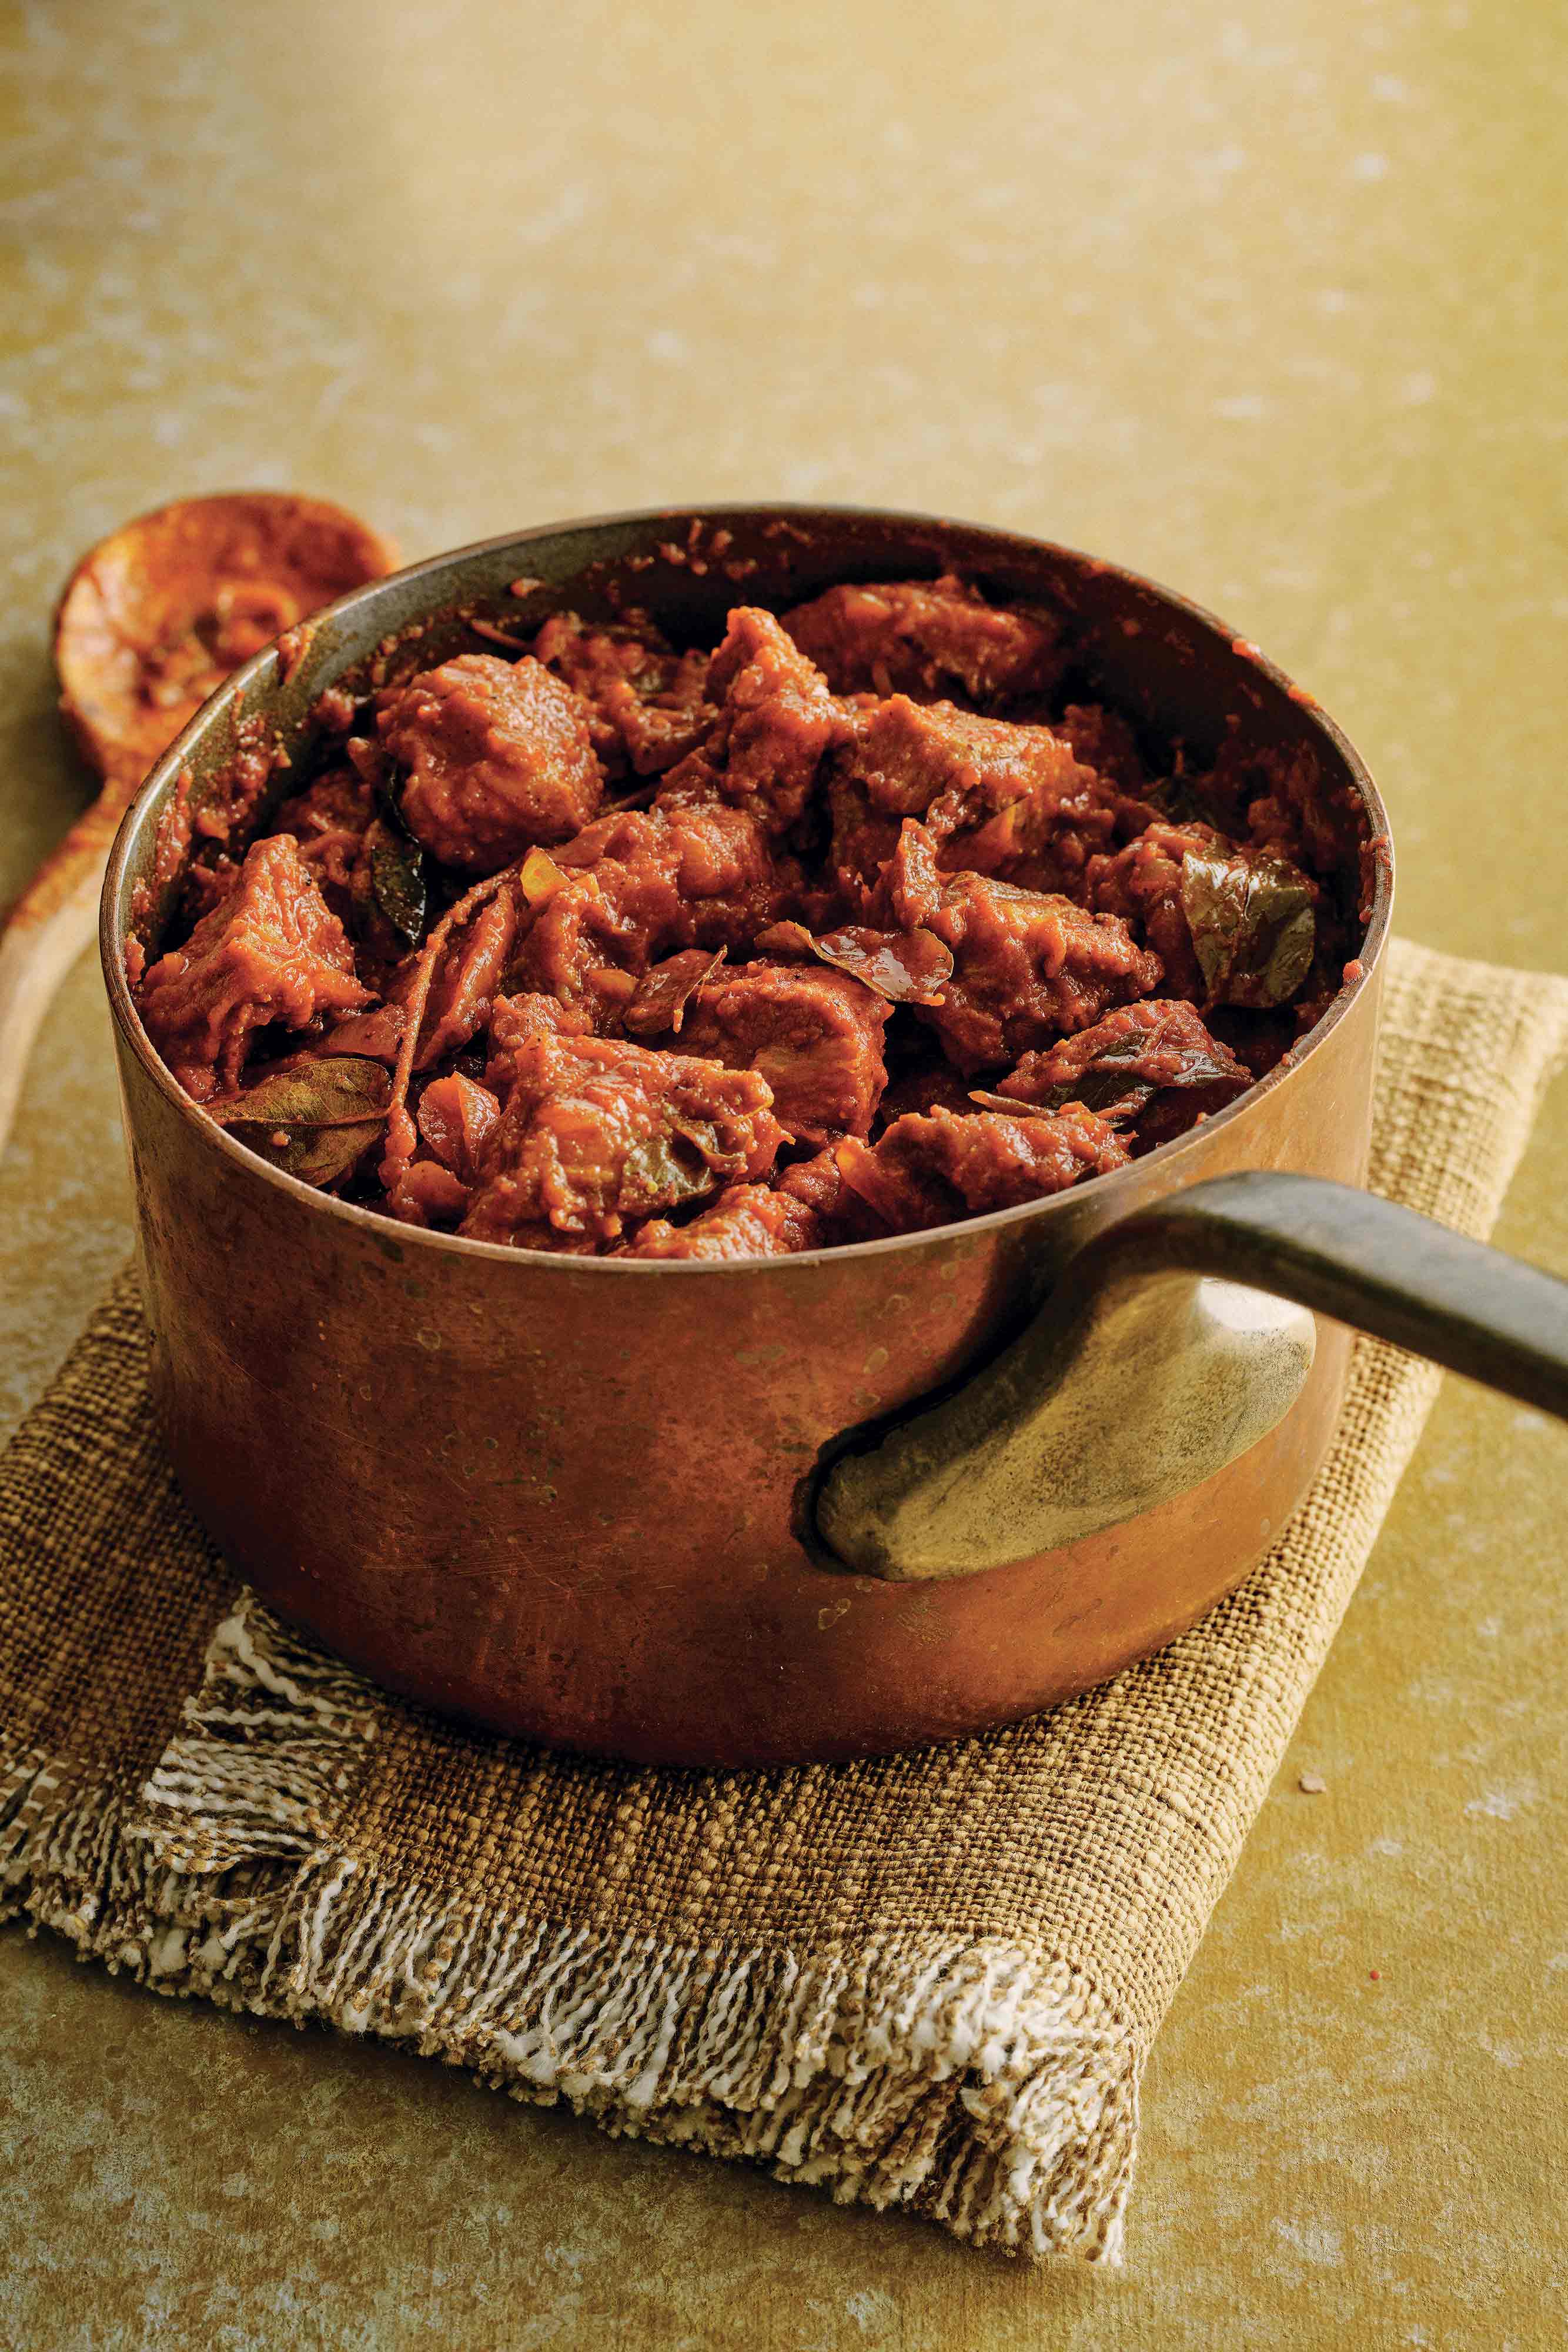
[2, 2, 1565, 2344]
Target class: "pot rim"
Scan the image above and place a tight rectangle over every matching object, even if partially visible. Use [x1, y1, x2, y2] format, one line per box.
[100, 500, 1394, 1278]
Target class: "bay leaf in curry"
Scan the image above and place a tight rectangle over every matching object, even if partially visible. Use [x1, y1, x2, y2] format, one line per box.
[754, 919, 953, 1006]
[209, 1053, 391, 1187]
[985, 1035, 1251, 1121]
[1181, 844, 1316, 1008]
[368, 821, 430, 947]
[622, 947, 728, 1040]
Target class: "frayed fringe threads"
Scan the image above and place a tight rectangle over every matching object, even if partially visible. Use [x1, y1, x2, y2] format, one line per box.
[2, 1592, 1138, 2262]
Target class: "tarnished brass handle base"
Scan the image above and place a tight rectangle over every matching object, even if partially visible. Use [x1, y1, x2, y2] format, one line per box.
[813, 1172, 1568, 1584]
[814, 1268, 1314, 1582]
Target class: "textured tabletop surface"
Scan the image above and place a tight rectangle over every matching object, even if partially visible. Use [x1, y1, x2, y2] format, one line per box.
[2, 3, 1566, 2345]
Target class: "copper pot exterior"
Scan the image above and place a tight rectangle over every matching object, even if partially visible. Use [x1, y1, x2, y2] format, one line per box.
[103, 506, 1389, 1766]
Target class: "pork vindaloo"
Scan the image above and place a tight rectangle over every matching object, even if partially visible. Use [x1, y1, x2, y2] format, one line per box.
[132, 574, 1365, 1258]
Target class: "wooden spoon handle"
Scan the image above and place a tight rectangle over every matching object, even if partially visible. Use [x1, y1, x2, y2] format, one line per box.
[0, 787, 133, 1161]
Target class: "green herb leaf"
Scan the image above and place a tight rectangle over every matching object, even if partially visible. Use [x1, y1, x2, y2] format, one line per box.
[209, 1055, 392, 1130]
[209, 1055, 392, 1188]
[220, 1117, 387, 1188]
[1028, 1040, 1248, 1118]
[1181, 845, 1315, 1008]
[622, 947, 727, 1039]
[809, 924, 953, 1004]
[369, 824, 429, 947]
[375, 769, 404, 826]
[751, 919, 954, 1005]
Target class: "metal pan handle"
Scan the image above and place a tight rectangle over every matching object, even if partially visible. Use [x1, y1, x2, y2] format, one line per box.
[810, 1171, 1568, 1583]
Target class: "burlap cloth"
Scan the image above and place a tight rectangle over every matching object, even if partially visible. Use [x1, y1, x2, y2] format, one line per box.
[4, 937, 1566, 2264]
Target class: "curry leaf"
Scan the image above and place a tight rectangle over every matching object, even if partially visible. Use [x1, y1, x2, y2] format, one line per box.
[375, 763, 410, 830]
[1181, 845, 1315, 1009]
[667, 1117, 754, 1178]
[221, 1117, 388, 1188]
[369, 824, 429, 947]
[751, 920, 815, 957]
[209, 1055, 392, 1188]
[752, 919, 952, 1005]
[622, 947, 727, 1039]
[996, 1040, 1249, 1120]
[981, 1072, 1155, 1120]
[811, 926, 953, 1004]
[209, 1055, 392, 1130]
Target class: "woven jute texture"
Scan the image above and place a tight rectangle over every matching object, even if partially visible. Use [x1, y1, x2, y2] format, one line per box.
[4, 937, 1566, 2263]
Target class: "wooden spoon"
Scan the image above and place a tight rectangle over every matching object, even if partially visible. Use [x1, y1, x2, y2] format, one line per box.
[0, 493, 397, 1159]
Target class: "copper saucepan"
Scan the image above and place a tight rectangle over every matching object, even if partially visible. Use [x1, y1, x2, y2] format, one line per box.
[99, 507, 1568, 1765]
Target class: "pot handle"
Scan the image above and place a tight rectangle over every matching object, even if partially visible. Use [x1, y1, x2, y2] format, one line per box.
[810, 1171, 1568, 1583]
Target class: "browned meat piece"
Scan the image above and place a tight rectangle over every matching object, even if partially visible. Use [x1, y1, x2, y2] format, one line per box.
[678, 960, 889, 1142]
[640, 801, 795, 945]
[1185, 734, 1358, 886]
[781, 574, 1063, 705]
[482, 990, 594, 1098]
[822, 765, 904, 916]
[511, 801, 791, 1027]
[774, 1146, 892, 1245]
[137, 834, 372, 1100]
[620, 1182, 821, 1260]
[533, 612, 714, 779]
[460, 1029, 785, 1247]
[1050, 703, 1151, 794]
[905, 838, 1163, 1073]
[1236, 741, 1373, 923]
[851, 696, 1094, 831]
[1084, 820, 1224, 1001]
[836, 1104, 1128, 1234]
[878, 814, 945, 929]
[375, 653, 603, 871]
[660, 607, 847, 833]
[995, 999, 1252, 1150]
[830, 696, 1118, 906]
[270, 765, 375, 910]
[383, 1160, 472, 1227]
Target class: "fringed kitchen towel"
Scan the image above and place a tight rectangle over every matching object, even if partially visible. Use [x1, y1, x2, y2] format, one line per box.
[3, 937, 1566, 2263]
